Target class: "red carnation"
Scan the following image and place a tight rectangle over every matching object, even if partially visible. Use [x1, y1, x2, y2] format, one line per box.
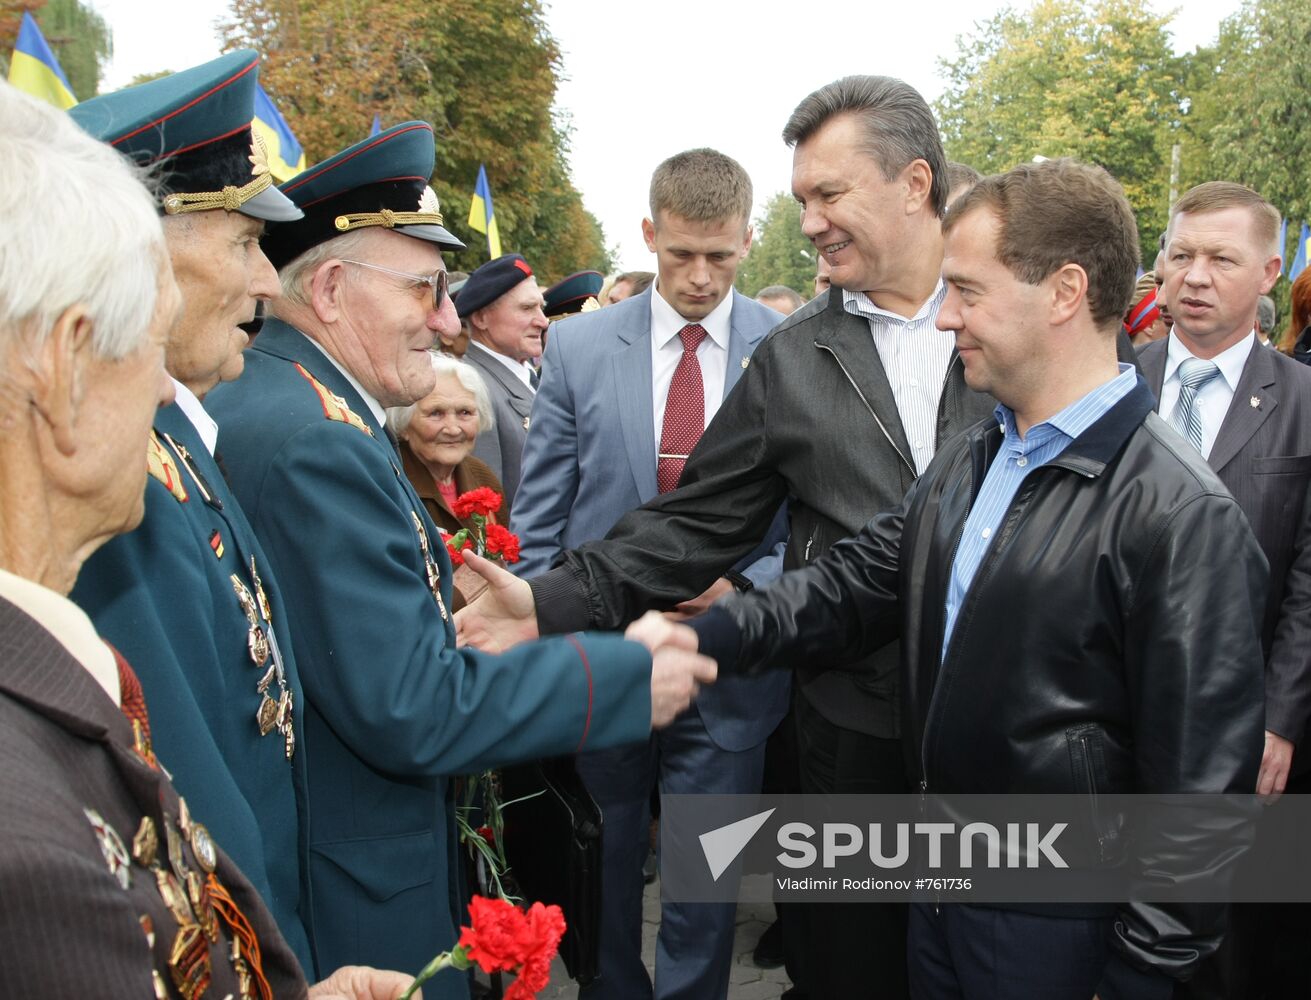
[452, 487, 503, 519]
[484, 523, 522, 564]
[458, 896, 530, 973]
[445, 535, 473, 567]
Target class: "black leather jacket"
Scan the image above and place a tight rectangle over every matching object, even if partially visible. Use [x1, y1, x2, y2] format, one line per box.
[705, 379, 1267, 991]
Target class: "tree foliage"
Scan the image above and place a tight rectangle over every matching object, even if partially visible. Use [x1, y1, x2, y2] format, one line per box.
[1181, 0, 1311, 256]
[736, 191, 816, 299]
[935, 0, 1187, 265]
[0, 0, 111, 99]
[223, 0, 610, 281]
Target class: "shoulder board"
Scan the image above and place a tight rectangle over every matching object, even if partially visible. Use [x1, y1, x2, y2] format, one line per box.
[293, 362, 375, 437]
[146, 431, 188, 503]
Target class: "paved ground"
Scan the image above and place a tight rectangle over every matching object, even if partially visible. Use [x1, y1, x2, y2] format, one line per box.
[510, 875, 793, 999]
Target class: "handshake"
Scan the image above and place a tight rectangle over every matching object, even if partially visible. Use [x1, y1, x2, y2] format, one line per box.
[454, 552, 718, 729]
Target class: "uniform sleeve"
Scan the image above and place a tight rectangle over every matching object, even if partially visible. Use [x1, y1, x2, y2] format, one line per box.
[511, 323, 581, 579]
[252, 423, 652, 775]
[532, 332, 791, 632]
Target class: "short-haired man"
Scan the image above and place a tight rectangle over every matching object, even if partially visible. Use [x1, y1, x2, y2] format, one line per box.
[1257, 294, 1277, 345]
[605, 270, 655, 305]
[68, 51, 316, 971]
[511, 147, 788, 1000]
[690, 158, 1266, 999]
[206, 123, 716, 985]
[0, 79, 409, 1000]
[1138, 181, 1311, 998]
[755, 284, 805, 315]
[458, 252, 549, 504]
[460, 75, 998, 996]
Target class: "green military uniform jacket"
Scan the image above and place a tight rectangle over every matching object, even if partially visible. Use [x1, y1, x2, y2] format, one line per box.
[206, 319, 652, 991]
[72, 401, 314, 975]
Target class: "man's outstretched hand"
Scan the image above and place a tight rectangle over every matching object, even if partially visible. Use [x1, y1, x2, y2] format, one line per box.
[625, 611, 718, 728]
[455, 551, 540, 652]
[309, 965, 417, 1000]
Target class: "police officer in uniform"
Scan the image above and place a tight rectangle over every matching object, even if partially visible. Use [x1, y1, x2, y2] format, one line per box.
[70, 51, 315, 974]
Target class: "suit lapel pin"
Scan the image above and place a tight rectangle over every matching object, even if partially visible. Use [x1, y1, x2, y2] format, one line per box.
[741, 356, 749, 369]
[523, 415, 531, 431]
[1250, 396, 1261, 408]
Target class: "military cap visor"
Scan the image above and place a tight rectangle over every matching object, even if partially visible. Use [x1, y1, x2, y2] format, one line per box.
[544, 270, 604, 317]
[69, 49, 301, 223]
[263, 122, 464, 270]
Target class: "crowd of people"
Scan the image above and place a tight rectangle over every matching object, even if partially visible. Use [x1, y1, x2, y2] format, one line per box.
[0, 42, 1307, 1000]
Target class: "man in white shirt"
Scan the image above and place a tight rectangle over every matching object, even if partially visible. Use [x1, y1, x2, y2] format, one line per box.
[458, 253, 550, 504]
[1138, 180, 1311, 999]
[511, 148, 788, 1000]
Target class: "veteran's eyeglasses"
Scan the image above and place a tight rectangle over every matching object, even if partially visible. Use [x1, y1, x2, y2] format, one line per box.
[338, 259, 449, 312]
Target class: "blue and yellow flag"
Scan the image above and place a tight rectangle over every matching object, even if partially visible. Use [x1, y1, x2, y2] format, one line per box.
[8, 12, 76, 109]
[370, 113, 381, 136]
[1291, 223, 1310, 283]
[468, 164, 502, 258]
[251, 83, 306, 183]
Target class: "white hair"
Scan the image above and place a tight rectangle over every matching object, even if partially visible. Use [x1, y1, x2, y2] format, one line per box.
[276, 229, 374, 306]
[386, 352, 496, 437]
[0, 81, 165, 360]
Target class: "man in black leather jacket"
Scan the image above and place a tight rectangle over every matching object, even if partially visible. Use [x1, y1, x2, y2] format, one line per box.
[691, 160, 1267, 999]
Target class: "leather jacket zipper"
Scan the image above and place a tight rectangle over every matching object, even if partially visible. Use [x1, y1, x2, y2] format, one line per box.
[814, 342, 916, 477]
[1080, 734, 1106, 863]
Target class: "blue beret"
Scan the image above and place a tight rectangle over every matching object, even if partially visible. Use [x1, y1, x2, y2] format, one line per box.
[456, 254, 535, 318]
[543, 270, 604, 317]
[69, 50, 300, 223]
[262, 121, 464, 269]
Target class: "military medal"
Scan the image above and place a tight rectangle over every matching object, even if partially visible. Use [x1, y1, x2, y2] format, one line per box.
[133, 816, 159, 868]
[186, 871, 220, 943]
[250, 556, 272, 621]
[257, 693, 279, 735]
[169, 923, 212, 1000]
[84, 808, 131, 890]
[189, 822, 218, 875]
[247, 624, 270, 667]
[155, 867, 196, 927]
[277, 689, 296, 760]
[411, 511, 449, 621]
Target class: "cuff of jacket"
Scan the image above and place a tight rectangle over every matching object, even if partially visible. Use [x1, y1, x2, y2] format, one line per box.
[1096, 950, 1176, 1000]
[1263, 692, 1306, 745]
[529, 567, 593, 636]
[687, 606, 742, 672]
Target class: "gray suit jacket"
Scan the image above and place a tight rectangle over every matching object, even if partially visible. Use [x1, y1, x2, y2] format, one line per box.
[1140, 338, 1311, 751]
[513, 288, 789, 750]
[465, 343, 535, 505]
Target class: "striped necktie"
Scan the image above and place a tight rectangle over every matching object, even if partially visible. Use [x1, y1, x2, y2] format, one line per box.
[1171, 357, 1221, 454]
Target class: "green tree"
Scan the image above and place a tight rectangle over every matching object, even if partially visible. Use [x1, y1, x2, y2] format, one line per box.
[223, 0, 610, 281]
[736, 191, 816, 299]
[1180, 0, 1311, 259]
[0, 0, 111, 98]
[935, 0, 1187, 265]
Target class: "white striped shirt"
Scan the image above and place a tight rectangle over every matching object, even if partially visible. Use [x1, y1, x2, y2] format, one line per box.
[842, 281, 956, 475]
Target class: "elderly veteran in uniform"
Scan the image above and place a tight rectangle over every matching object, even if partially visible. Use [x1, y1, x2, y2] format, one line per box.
[68, 51, 316, 974]
[0, 79, 411, 1000]
[458, 253, 550, 505]
[205, 123, 716, 987]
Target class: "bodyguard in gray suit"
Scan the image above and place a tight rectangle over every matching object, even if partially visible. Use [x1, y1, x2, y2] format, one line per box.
[458, 253, 550, 506]
[512, 149, 788, 1000]
[1139, 181, 1311, 1000]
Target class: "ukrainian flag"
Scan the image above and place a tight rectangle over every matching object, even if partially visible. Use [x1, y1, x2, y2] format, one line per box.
[468, 164, 502, 258]
[8, 12, 76, 109]
[1291, 223, 1310, 282]
[251, 83, 306, 183]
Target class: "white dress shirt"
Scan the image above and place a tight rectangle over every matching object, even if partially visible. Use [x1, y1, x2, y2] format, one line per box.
[650, 280, 733, 446]
[468, 339, 537, 393]
[842, 281, 957, 475]
[171, 377, 219, 455]
[0, 567, 119, 705]
[1159, 331, 1255, 460]
[308, 336, 387, 428]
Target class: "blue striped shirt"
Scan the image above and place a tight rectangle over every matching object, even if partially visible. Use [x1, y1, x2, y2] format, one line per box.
[942, 364, 1137, 659]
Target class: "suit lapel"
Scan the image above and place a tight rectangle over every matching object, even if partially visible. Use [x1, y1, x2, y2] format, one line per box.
[1138, 341, 1167, 400]
[811, 295, 916, 471]
[1209, 342, 1278, 475]
[613, 294, 658, 500]
[467, 345, 534, 410]
[724, 291, 766, 400]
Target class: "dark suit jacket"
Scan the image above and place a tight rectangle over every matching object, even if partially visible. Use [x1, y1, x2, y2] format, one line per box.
[0, 596, 306, 997]
[464, 343, 535, 504]
[1140, 339, 1311, 752]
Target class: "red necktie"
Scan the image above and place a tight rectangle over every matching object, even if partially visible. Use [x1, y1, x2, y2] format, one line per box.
[107, 643, 156, 766]
[657, 324, 708, 494]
